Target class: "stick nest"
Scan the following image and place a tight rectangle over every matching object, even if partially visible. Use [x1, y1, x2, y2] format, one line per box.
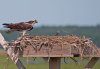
[9, 35, 100, 58]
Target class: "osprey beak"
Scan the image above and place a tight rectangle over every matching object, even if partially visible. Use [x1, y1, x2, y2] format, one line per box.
[34, 20, 38, 23]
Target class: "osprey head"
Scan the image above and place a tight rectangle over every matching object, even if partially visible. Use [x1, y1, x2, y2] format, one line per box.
[27, 20, 38, 25]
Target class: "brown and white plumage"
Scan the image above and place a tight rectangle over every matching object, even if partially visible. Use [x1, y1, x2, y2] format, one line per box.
[2, 19, 38, 35]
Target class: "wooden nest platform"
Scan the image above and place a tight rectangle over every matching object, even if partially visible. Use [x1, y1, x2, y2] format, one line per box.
[10, 35, 100, 58]
[0, 33, 100, 69]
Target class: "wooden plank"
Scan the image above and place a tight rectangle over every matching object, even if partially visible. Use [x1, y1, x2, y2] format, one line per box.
[0, 33, 8, 50]
[23, 54, 73, 57]
[16, 59, 26, 69]
[85, 57, 99, 69]
[22, 43, 72, 57]
[49, 57, 61, 69]
[0, 33, 26, 69]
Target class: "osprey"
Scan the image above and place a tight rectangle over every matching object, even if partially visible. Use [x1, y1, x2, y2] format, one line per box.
[3, 19, 38, 35]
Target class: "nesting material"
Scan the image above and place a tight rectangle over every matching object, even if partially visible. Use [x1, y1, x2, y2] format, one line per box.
[10, 35, 100, 58]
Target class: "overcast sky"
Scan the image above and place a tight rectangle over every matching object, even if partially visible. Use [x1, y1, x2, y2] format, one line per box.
[0, 0, 100, 28]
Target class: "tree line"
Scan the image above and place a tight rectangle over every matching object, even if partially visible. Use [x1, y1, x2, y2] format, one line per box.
[0, 26, 100, 47]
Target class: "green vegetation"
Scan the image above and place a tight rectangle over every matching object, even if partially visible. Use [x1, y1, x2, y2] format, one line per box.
[0, 50, 100, 69]
[0, 55, 100, 69]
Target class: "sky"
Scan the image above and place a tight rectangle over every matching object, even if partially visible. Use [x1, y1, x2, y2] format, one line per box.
[0, 0, 100, 28]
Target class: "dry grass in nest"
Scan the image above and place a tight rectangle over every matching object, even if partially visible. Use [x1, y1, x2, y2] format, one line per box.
[9, 35, 100, 58]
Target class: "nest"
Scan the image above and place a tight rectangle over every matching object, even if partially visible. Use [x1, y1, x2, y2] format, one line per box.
[9, 35, 100, 58]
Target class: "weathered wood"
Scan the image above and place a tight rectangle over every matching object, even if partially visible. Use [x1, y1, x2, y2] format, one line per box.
[0, 33, 8, 50]
[22, 42, 73, 57]
[49, 57, 61, 69]
[23, 54, 73, 57]
[85, 57, 99, 69]
[16, 59, 26, 69]
[0, 33, 26, 69]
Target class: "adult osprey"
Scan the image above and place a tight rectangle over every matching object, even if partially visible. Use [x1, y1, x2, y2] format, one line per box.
[3, 19, 38, 35]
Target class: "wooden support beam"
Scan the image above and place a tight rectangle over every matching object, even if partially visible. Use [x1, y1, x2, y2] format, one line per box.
[49, 57, 61, 69]
[0, 33, 26, 69]
[85, 57, 99, 69]
[16, 59, 26, 69]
